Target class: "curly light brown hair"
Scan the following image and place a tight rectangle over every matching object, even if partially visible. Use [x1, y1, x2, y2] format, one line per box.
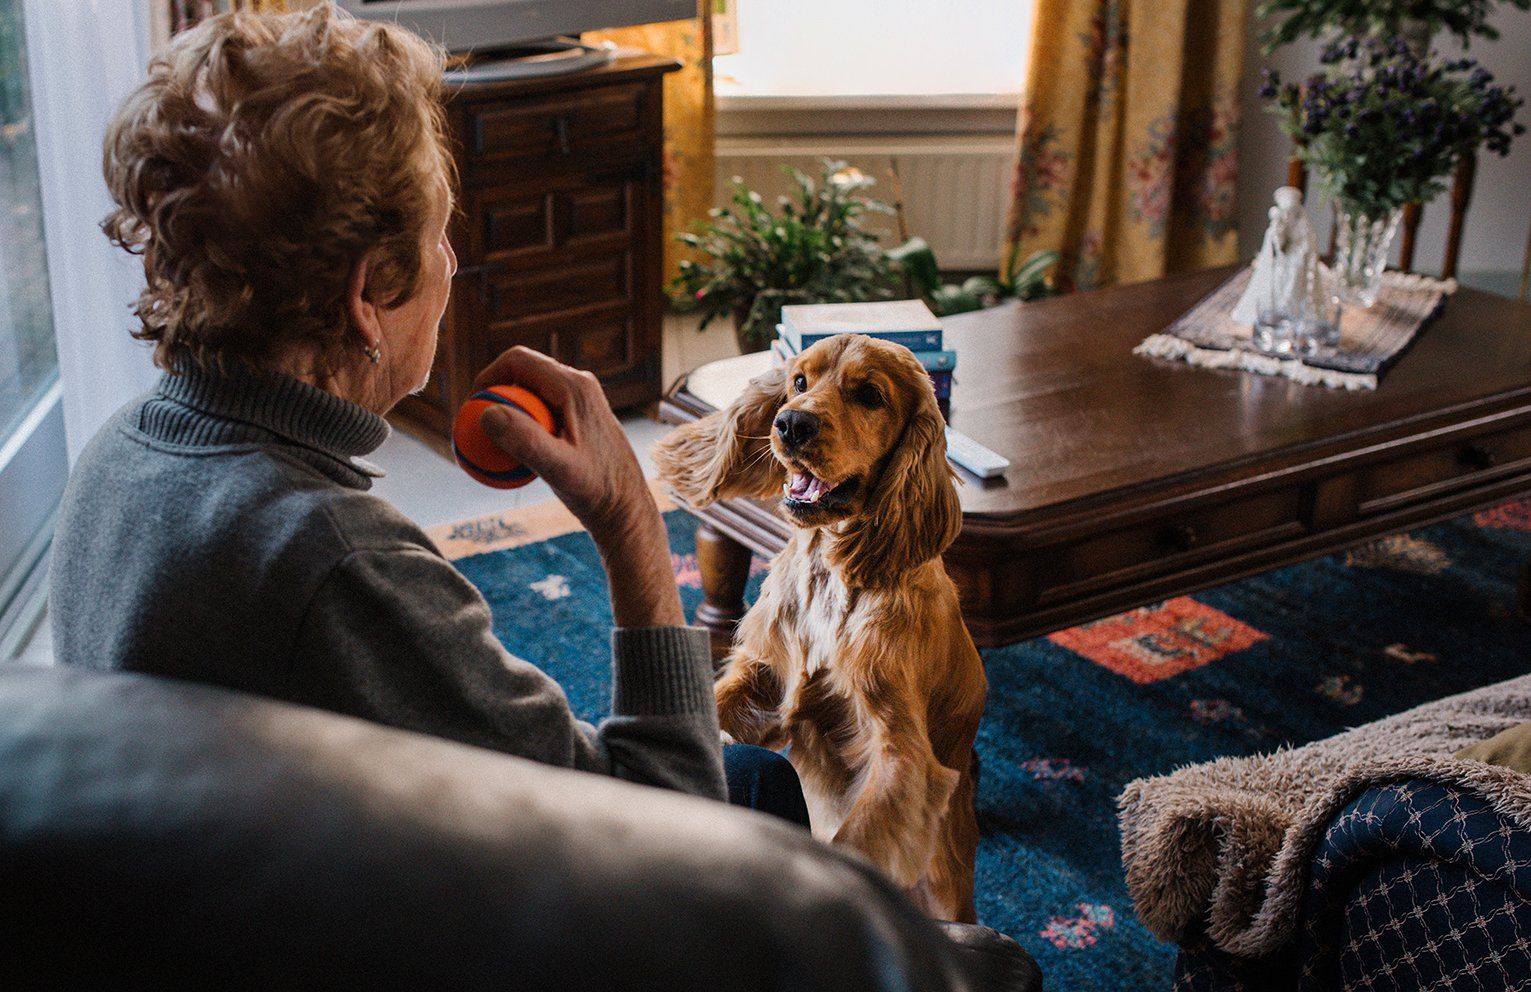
[102, 6, 454, 373]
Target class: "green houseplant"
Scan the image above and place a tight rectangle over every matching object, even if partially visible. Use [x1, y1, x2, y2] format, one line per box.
[1257, 0, 1531, 52]
[671, 159, 898, 353]
[671, 158, 1063, 349]
[889, 239, 1059, 316]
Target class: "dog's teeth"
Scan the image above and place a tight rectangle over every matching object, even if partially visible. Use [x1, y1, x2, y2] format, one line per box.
[785, 471, 835, 503]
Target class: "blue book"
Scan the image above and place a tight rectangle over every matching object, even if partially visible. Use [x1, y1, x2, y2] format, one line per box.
[774, 328, 955, 373]
[779, 300, 944, 352]
[914, 349, 957, 372]
[774, 325, 798, 354]
[775, 328, 953, 397]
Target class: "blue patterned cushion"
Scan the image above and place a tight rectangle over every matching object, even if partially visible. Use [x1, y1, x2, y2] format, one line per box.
[1174, 779, 1531, 992]
[1173, 923, 1292, 992]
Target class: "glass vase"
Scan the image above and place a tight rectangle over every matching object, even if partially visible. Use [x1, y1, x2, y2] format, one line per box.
[1331, 204, 1402, 308]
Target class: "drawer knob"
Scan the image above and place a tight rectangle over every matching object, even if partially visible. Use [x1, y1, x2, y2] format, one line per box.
[1459, 444, 1496, 471]
[1159, 523, 1199, 552]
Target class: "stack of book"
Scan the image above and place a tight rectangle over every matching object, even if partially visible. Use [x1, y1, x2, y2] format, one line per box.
[769, 300, 955, 402]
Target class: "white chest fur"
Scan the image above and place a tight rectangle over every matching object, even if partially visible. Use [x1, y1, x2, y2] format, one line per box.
[794, 560, 848, 677]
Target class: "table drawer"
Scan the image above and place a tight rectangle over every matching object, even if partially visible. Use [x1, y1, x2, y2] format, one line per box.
[1034, 487, 1306, 604]
[462, 84, 646, 166]
[1356, 420, 1531, 515]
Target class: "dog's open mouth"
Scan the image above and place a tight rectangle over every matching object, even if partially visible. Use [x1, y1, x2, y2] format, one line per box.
[782, 470, 859, 512]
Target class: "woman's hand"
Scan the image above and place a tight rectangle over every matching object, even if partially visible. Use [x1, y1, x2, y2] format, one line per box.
[473, 347, 683, 628]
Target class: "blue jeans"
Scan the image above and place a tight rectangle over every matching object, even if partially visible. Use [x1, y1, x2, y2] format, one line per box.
[723, 744, 810, 828]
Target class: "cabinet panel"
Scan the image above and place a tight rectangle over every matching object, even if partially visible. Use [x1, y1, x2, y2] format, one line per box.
[481, 302, 638, 381]
[568, 183, 632, 244]
[554, 313, 636, 377]
[483, 193, 555, 256]
[486, 253, 631, 324]
[470, 174, 638, 262]
[463, 83, 645, 165]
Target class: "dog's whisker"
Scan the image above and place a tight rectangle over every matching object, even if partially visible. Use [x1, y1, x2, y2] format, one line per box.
[739, 442, 777, 466]
[741, 446, 780, 474]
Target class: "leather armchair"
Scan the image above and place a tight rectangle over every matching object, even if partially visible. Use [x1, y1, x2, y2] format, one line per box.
[0, 667, 1039, 991]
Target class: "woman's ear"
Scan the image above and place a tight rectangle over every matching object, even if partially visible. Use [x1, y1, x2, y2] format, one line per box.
[346, 253, 383, 354]
[832, 392, 961, 586]
[654, 365, 788, 506]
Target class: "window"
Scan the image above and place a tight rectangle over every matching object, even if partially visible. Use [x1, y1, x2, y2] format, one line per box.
[713, 0, 1036, 98]
[0, 0, 65, 659]
[0, 0, 55, 440]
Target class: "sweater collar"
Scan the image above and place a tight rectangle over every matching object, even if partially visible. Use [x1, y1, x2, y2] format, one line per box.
[156, 364, 391, 463]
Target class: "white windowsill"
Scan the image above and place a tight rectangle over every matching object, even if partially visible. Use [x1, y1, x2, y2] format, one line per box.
[715, 88, 1021, 138]
[716, 91, 1021, 111]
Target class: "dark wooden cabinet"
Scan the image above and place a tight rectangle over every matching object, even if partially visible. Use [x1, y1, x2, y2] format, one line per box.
[394, 53, 681, 446]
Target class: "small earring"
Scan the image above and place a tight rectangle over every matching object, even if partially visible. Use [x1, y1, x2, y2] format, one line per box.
[364, 343, 382, 365]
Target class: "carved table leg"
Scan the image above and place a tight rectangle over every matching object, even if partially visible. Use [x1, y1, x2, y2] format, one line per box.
[693, 522, 753, 664]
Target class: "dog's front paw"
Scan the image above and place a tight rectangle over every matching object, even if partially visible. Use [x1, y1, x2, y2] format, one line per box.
[719, 729, 739, 747]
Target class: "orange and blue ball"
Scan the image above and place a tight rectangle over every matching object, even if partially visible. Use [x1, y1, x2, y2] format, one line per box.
[452, 385, 555, 489]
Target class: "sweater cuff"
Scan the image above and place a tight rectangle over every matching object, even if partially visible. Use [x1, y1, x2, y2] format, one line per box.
[610, 626, 716, 716]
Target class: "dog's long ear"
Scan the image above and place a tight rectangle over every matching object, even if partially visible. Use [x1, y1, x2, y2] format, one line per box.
[833, 392, 961, 587]
[653, 366, 787, 507]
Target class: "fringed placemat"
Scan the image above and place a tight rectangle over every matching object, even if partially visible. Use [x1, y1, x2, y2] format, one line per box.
[1135, 266, 1455, 391]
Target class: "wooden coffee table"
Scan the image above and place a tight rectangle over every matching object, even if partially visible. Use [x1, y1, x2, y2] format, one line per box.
[659, 265, 1531, 651]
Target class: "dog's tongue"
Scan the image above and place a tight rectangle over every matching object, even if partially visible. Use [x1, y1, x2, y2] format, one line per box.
[786, 471, 833, 504]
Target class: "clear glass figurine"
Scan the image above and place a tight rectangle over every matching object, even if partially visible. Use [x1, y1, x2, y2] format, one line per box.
[1233, 187, 1337, 356]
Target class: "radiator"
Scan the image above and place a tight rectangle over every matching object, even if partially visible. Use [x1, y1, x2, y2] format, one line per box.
[713, 135, 1018, 271]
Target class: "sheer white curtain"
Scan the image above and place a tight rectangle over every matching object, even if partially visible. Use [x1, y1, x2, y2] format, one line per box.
[24, 0, 154, 463]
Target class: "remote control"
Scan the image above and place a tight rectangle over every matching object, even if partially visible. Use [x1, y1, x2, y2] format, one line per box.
[944, 426, 1009, 479]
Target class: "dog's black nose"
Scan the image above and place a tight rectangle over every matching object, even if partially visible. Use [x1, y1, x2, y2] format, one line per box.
[774, 409, 820, 448]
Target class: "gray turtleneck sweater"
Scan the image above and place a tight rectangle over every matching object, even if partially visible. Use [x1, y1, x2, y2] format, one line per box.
[50, 367, 725, 800]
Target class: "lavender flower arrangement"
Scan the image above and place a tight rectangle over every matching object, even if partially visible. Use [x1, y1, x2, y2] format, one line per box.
[1262, 37, 1524, 219]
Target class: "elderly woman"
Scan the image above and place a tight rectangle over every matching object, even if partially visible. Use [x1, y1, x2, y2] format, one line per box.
[49, 6, 805, 820]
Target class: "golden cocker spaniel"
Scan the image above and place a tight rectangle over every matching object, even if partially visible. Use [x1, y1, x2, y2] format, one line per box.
[655, 334, 987, 923]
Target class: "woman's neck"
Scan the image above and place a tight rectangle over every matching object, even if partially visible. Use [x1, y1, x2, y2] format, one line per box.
[269, 349, 391, 416]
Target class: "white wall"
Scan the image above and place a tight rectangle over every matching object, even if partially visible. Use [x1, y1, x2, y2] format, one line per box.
[1237, 9, 1531, 280]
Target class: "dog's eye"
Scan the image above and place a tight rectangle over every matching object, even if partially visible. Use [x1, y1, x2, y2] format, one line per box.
[853, 383, 884, 408]
[793, 374, 807, 394]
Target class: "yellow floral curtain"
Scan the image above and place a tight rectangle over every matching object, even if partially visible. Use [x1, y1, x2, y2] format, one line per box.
[1004, 0, 1246, 291]
[586, 8, 716, 285]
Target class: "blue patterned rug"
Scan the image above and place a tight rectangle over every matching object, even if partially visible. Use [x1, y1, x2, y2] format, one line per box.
[452, 500, 1531, 991]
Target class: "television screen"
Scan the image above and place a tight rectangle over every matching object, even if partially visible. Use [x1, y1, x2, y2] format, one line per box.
[337, 0, 695, 53]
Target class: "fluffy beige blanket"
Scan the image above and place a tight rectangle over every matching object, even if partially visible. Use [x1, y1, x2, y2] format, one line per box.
[1118, 674, 1531, 958]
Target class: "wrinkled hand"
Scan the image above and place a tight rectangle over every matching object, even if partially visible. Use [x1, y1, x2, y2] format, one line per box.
[474, 346, 644, 537]
[475, 347, 682, 628]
